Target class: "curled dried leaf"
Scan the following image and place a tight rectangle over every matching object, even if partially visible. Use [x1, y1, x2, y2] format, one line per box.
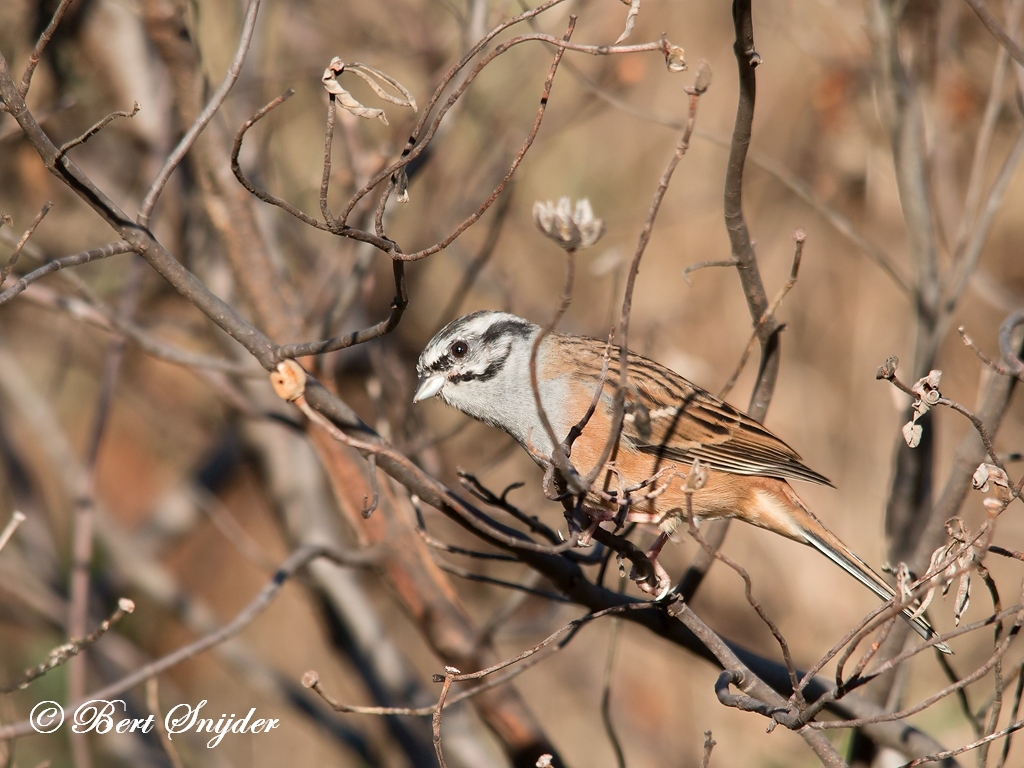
[895, 562, 913, 605]
[615, 0, 641, 44]
[973, 463, 991, 491]
[902, 421, 923, 448]
[394, 167, 410, 203]
[953, 572, 970, 626]
[972, 463, 1011, 509]
[876, 355, 898, 380]
[988, 464, 1010, 488]
[322, 57, 417, 126]
[664, 43, 687, 73]
[919, 520, 980, 626]
[945, 518, 969, 542]
[911, 369, 942, 399]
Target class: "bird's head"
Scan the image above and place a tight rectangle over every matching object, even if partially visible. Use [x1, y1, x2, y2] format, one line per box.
[414, 311, 538, 421]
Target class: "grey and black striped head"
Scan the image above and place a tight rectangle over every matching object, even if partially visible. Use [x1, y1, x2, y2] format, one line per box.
[414, 311, 538, 416]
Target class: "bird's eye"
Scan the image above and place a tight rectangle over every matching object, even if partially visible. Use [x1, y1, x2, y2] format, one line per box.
[450, 340, 469, 358]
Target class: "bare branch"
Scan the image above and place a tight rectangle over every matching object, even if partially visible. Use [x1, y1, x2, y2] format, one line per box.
[0, 202, 52, 287]
[0, 510, 25, 554]
[54, 103, 140, 161]
[138, 0, 263, 226]
[0, 242, 133, 306]
[0, 599, 135, 694]
[18, 0, 75, 97]
[962, 0, 1024, 69]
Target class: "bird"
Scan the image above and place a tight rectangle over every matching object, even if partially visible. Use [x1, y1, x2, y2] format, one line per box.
[414, 310, 950, 653]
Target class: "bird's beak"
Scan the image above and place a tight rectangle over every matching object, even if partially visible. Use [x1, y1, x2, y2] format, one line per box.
[413, 374, 446, 403]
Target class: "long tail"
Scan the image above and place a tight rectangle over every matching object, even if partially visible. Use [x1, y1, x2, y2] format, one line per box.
[800, 523, 952, 655]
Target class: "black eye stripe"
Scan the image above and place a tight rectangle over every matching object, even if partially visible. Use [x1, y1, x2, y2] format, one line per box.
[423, 353, 453, 374]
[450, 355, 505, 384]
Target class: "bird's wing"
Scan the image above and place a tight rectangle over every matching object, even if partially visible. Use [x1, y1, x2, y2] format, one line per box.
[567, 341, 832, 486]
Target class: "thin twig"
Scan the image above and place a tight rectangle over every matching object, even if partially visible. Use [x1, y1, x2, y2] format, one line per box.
[689, 514, 801, 698]
[962, 0, 1024, 69]
[397, 23, 578, 263]
[435, 561, 570, 602]
[701, 731, 716, 768]
[0, 599, 135, 693]
[145, 679, 185, 768]
[0, 202, 52, 287]
[0, 545, 372, 739]
[432, 668, 458, 768]
[138, 0, 263, 226]
[54, 104, 139, 161]
[0, 242, 134, 306]
[305, 604, 647, 717]
[600, 577, 626, 768]
[0, 511, 26, 554]
[20, 282, 260, 375]
[438, 186, 514, 321]
[320, 94, 337, 228]
[584, 61, 711, 499]
[718, 231, 804, 400]
[682, 258, 737, 284]
[275, 260, 407, 359]
[17, 0, 74, 97]
[899, 718, 1024, 767]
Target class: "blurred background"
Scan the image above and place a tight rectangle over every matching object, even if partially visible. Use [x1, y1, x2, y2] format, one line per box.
[1, 0, 1023, 765]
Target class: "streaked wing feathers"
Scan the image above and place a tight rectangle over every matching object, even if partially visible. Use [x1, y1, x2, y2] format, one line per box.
[559, 335, 832, 487]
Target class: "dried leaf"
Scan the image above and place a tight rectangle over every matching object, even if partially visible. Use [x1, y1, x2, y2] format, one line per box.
[394, 167, 410, 203]
[615, 0, 641, 44]
[902, 420, 923, 448]
[322, 57, 417, 126]
[987, 464, 1010, 488]
[973, 463, 991, 491]
[895, 562, 913, 604]
[664, 43, 687, 73]
[953, 572, 970, 625]
[875, 355, 898, 380]
[911, 370, 942, 406]
[945, 518, 969, 543]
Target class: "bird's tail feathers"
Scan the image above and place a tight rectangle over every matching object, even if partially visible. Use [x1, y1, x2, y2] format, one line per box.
[800, 525, 953, 655]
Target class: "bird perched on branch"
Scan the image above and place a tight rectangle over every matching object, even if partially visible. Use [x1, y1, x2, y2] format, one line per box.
[414, 310, 950, 653]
